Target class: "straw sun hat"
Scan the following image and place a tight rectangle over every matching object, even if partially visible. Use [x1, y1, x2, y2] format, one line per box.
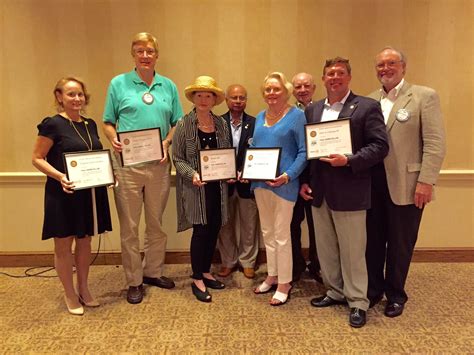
[184, 76, 225, 105]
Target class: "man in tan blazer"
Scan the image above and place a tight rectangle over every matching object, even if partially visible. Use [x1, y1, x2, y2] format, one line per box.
[366, 47, 446, 317]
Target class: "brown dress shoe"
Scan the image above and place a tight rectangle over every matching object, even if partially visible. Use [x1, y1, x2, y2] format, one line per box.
[217, 266, 235, 277]
[242, 267, 255, 279]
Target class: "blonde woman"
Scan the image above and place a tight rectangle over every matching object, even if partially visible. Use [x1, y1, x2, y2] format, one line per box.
[32, 77, 112, 315]
[251, 72, 307, 306]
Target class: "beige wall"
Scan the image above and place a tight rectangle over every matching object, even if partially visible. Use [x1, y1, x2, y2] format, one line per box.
[0, 0, 473, 253]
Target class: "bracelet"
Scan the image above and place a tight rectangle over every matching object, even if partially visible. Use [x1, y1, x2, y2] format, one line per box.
[282, 172, 290, 184]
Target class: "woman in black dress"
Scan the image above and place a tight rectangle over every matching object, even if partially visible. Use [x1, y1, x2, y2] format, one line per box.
[32, 77, 112, 315]
[173, 76, 230, 302]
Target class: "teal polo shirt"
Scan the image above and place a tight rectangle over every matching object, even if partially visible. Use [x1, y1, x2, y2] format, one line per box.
[103, 69, 183, 138]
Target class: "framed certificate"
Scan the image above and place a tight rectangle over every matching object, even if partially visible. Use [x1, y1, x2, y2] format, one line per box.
[117, 127, 163, 167]
[199, 148, 237, 182]
[63, 150, 115, 190]
[241, 147, 281, 181]
[305, 118, 353, 160]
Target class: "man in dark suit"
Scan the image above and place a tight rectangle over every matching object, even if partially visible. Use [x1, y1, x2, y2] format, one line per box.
[290, 72, 321, 283]
[217, 84, 259, 279]
[300, 57, 389, 328]
[366, 47, 446, 317]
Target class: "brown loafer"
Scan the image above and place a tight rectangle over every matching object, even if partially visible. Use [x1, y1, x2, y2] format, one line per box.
[242, 267, 255, 279]
[217, 266, 235, 277]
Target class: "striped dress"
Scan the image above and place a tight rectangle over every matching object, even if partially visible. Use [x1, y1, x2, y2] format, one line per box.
[172, 109, 230, 232]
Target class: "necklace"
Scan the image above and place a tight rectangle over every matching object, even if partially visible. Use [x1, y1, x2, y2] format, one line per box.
[265, 105, 289, 126]
[68, 117, 93, 151]
[266, 105, 289, 120]
[197, 113, 215, 130]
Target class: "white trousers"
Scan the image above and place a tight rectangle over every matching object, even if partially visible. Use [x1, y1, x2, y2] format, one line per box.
[254, 188, 294, 284]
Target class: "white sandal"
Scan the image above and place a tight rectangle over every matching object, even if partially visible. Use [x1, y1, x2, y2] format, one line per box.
[254, 281, 277, 294]
[270, 287, 292, 306]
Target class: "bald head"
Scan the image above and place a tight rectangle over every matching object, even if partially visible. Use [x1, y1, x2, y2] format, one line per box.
[292, 72, 315, 107]
[225, 84, 247, 116]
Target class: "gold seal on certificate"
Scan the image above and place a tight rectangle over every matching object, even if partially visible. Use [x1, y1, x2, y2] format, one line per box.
[117, 128, 163, 167]
[199, 148, 237, 182]
[241, 147, 281, 180]
[63, 150, 115, 190]
[305, 118, 353, 160]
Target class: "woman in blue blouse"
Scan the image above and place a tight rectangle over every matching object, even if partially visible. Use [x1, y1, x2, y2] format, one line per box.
[252, 72, 307, 306]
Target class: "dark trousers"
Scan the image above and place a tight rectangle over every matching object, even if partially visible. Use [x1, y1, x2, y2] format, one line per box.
[290, 194, 320, 274]
[366, 164, 423, 304]
[191, 183, 222, 280]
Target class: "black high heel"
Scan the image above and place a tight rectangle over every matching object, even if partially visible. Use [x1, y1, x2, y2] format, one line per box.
[203, 277, 225, 290]
[191, 283, 212, 303]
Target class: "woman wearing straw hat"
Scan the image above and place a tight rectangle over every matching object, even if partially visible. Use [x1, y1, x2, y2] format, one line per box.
[173, 76, 231, 302]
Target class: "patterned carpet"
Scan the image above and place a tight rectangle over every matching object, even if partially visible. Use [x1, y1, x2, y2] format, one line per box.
[0, 263, 473, 354]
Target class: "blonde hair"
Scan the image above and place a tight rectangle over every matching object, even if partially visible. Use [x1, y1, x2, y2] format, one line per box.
[131, 32, 159, 56]
[53, 77, 90, 112]
[261, 72, 293, 100]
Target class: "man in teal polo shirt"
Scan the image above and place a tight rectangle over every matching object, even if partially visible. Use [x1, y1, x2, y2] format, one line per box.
[103, 32, 183, 304]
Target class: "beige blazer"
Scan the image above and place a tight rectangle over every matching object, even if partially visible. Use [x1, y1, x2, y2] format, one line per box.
[369, 82, 446, 205]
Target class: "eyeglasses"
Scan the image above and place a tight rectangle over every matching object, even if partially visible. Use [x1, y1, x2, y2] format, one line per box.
[228, 96, 247, 101]
[134, 48, 157, 57]
[376, 60, 403, 69]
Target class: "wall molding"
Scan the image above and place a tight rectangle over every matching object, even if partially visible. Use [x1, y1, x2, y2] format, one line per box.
[1, 248, 473, 267]
[1, 169, 474, 184]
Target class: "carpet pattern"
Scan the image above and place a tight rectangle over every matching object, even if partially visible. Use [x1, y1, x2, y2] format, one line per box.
[0, 263, 473, 353]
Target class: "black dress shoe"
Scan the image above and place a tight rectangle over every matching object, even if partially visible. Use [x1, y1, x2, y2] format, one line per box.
[203, 277, 225, 290]
[310, 295, 347, 307]
[191, 283, 212, 303]
[369, 294, 383, 308]
[349, 308, 366, 328]
[127, 285, 144, 304]
[143, 276, 175, 289]
[384, 302, 404, 317]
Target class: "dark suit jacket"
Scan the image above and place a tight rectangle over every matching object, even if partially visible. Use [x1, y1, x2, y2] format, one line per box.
[223, 111, 256, 199]
[304, 92, 389, 211]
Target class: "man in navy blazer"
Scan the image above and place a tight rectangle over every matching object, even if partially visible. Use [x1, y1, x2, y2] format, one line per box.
[217, 84, 260, 279]
[300, 57, 388, 328]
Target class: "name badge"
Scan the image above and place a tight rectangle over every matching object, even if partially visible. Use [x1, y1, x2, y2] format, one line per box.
[142, 92, 154, 105]
[396, 108, 410, 122]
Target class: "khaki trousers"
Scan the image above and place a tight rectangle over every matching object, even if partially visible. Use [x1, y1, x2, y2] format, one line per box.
[312, 199, 369, 310]
[254, 188, 294, 284]
[113, 157, 170, 287]
[218, 190, 260, 268]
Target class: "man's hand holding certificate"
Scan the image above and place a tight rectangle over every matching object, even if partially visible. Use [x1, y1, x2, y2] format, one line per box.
[118, 128, 163, 167]
[305, 118, 353, 160]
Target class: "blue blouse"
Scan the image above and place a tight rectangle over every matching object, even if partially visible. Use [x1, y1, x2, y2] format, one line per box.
[251, 107, 307, 202]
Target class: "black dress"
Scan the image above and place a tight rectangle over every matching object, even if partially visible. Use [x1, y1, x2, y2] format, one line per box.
[37, 114, 112, 240]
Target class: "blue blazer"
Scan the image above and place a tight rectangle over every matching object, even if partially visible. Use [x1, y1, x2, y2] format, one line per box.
[223, 111, 256, 199]
[304, 92, 389, 211]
